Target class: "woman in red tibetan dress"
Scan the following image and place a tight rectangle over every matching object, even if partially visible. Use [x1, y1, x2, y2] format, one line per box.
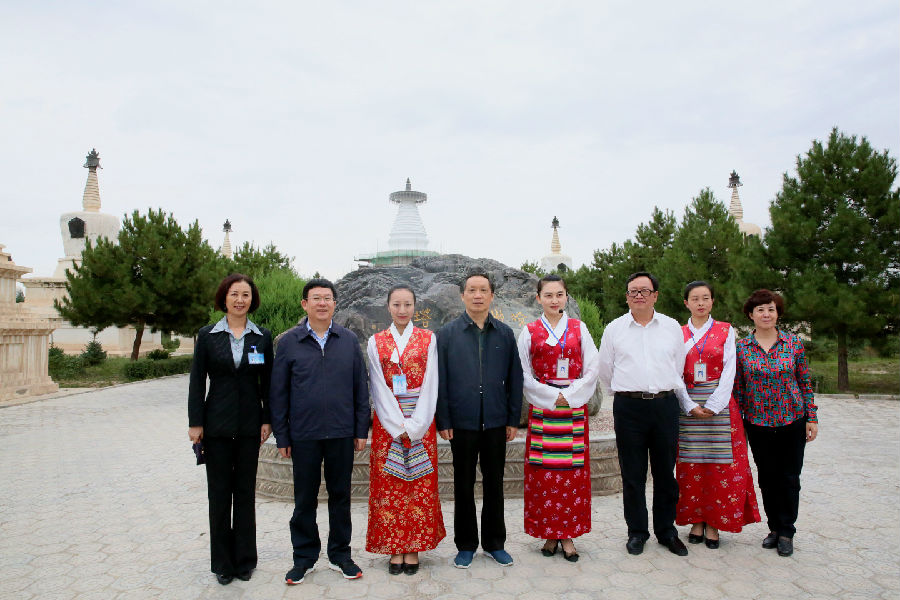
[366, 285, 445, 576]
[516, 275, 601, 562]
[676, 281, 760, 548]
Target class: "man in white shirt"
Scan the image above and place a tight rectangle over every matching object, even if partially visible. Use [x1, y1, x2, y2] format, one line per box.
[597, 272, 696, 557]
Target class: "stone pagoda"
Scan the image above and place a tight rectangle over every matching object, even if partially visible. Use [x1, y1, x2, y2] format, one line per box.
[356, 179, 439, 267]
[220, 219, 234, 259]
[0, 244, 58, 402]
[727, 171, 762, 237]
[540, 216, 574, 273]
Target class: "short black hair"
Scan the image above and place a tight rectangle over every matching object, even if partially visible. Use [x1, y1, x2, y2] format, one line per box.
[683, 280, 714, 300]
[214, 273, 261, 313]
[303, 278, 337, 301]
[626, 271, 659, 292]
[387, 284, 416, 304]
[460, 269, 495, 293]
[743, 289, 785, 319]
[537, 274, 567, 294]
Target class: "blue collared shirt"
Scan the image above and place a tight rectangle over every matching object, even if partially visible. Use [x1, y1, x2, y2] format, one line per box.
[210, 317, 263, 368]
[306, 320, 333, 350]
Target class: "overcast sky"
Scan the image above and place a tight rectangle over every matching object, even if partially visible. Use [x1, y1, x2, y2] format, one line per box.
[2, 1, 898, 281]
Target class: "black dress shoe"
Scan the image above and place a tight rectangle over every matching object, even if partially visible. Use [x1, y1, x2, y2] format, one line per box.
[541, 540, 560, 557]
[388, 562, 404, 575]
[704, 537, 719, 550]
[215, 573, 234, 585]
[403, 562, 420, 575]
[776, 536, 793, 557]
[658, 537, 689, 556]
[236, 570, 252, 581]
[626, 535, 646, 555]
[762, 532, 778, 549]
[687, 532, 704, 544]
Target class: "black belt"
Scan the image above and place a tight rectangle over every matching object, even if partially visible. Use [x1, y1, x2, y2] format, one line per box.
[617, 390, 673, 399]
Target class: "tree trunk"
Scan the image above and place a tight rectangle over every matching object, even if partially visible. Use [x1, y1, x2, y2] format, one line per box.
[131, 322, 145, 361]
[836, 327, 850, 392]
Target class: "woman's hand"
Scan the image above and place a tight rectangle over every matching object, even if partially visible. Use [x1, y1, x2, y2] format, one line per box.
[555, 393, 569, 408]
[189, 426, 203, 443]
[397, 432, 410, 443]
[806, 422, 818, 442]
[260, 424, 272, 445]
[689, 407, 715, 419]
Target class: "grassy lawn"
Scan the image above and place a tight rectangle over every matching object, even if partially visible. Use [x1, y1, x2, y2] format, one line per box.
[53, 356, 133, 388]
[808, 357, 899, 395]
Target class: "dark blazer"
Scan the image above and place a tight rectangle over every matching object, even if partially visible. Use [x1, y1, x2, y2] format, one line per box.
[269, 318, 370, 446]
[188, 322, 273, 437]
[435, 312, 524, 431]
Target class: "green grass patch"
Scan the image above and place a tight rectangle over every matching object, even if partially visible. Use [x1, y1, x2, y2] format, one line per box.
[809, 357, 899, 395]
[51, 356, 133, 388]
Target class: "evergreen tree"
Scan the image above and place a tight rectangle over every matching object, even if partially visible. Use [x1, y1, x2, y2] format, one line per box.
[209, 269, 307, 339]
[56, 209, 224, 359]
[230, 241, 296, 278]
[766, 128, 900, 390]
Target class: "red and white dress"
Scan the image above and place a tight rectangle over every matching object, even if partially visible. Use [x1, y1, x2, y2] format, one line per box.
[517, 314, 600, 540]
[675, 318, 760, 532]
[366, 324, 445, 554]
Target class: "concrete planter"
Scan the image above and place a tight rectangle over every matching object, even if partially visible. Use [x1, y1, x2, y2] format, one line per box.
[256, 435, 622, 502]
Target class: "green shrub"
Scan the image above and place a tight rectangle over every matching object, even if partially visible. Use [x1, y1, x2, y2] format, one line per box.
[123, 356, 192, 381]
[49, 347, 86, 379]
[161, 332, 181, 352]
[574, 295, 605, 346]
[80, 340, 108, 366]
[147, 349, 170, 360]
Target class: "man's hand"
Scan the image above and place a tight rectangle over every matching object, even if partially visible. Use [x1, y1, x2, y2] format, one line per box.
[354, 438, 367, 451]
[555, 393, 569, 408]
[260, 424, 271, 445]
[439, 429, 453, 441]
[189, 426, 203, 443]
[505, 426, 518, 442]
[806, 422, 818, 443]
[279, 446, 292, 458]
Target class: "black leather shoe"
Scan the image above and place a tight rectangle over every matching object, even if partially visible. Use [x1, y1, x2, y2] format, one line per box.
[403, 562, 420, 575]
[687, 532, 704, 544]
[762, 532, 778, 549]
[626, 535, 646, 555]
[704, 537, 719, 550]
[215, 573, 234, 585]
[541, 540, 560, 557]
[776, 536, 793, 557]
[388, 562, 404, 575]
[658, 537, 689, 556]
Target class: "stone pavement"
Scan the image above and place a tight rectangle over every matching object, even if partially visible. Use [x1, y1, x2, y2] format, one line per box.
[1, 375, 898, 600]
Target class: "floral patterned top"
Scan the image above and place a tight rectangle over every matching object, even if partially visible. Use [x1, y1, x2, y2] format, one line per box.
[734, 330, 817, 426]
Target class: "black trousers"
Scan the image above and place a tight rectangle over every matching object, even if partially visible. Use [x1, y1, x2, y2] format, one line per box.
[450, 427, 507, 552]
[289, 437, 354, 567]
[613, 393, 680, 541]
[204, 436, 259, 576]
[744, 417, 807, 538]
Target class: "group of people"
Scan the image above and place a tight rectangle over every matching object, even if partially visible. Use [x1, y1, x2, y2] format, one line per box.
[187, 268, 819, 586]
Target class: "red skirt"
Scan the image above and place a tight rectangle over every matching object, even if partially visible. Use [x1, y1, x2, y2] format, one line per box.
[675, 395, 761, 532]
[524, 407, 592, 539]
[366, 414, 445, 554]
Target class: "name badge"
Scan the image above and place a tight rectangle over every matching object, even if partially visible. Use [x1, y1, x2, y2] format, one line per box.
[556, 358, 570, 379]
[248, 346, 264, 365]
[694, 361, 707, 383]
[392, 374, 408, 395]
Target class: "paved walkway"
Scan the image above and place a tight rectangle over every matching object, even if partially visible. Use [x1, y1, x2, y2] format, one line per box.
[1, 376, 898, 600]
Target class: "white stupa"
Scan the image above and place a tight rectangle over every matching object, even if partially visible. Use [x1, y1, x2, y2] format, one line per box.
[356, 179, 438, 267]
[727, 171, 762, 237]
[220, 220, 234, 259]
[540, 216, 574, 273]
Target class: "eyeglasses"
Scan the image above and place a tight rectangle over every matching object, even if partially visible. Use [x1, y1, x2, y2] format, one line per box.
[626, 288, 655, 298]
[308, 295, 334, 303]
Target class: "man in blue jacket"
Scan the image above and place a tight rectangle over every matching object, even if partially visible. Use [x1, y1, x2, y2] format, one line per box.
[269, 278, 370, 585]
[436, 270, 524, 569]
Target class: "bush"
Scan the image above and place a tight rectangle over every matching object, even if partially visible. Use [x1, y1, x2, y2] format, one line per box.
[80, 340, 108, 366]
[49, 347, 86, 379]
[161, 335, 181, 353]
[123, 356, 192, 381]
[574, 295, 605, 346]
[147, 349, 170, 360]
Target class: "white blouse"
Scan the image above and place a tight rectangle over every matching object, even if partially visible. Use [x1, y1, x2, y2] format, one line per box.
[366, 322, 439, 441]
[516, 313, 602, 411]
[684, 317, 736, 415]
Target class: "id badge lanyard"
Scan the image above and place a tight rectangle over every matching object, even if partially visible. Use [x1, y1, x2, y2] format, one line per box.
[690, 321, 713, 382]
[391, 348, 408, 395]
[542, 316, 570, 380]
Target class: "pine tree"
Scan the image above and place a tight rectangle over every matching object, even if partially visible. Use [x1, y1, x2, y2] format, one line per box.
[766, 128, 900, 390]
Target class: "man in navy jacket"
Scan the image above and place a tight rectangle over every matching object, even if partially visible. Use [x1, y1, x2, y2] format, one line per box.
[270, 278, 370, 584]
[436, 270, 524, 568]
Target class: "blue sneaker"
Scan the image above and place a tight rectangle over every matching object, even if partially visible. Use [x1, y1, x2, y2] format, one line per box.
[487, 549, 514, 566]
[454, 550, 475, 569]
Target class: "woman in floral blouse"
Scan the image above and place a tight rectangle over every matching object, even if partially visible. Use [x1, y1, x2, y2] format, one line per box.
[734, 289, 818, 558]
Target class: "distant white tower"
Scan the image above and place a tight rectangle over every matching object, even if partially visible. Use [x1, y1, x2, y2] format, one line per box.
[221, 220, 234, 259]
[540, 216, 574, 273]
[388, 178, 429, 251]
[727, 171, 762, 237]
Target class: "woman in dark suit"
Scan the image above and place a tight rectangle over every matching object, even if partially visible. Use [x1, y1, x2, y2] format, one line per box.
[188, 273, 273, 585]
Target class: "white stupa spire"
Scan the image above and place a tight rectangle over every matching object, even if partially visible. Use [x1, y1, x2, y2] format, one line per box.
[727, 171, 761, 237]
[221, 220, 233, 259]
[541, 216, 574, 273]
[82, 149, 102, 212]
[387, 178, 429, 251]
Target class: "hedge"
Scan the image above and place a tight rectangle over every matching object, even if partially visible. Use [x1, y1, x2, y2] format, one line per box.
[123, 356, 193, 381]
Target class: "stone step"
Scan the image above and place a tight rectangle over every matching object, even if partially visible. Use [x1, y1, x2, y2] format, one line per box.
[256, 435, 622, 502]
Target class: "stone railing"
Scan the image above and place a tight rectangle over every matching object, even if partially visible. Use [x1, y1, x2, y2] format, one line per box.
[256, 435, 621, 502]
